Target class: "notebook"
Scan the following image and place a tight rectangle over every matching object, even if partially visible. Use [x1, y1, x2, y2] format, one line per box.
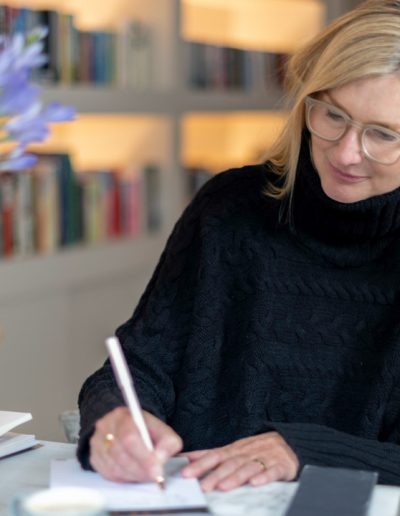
[0, 410, 37, 459]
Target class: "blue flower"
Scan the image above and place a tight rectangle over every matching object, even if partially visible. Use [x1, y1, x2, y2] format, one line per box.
[0, 152, 37, 171]
[0, 27, 75, 172]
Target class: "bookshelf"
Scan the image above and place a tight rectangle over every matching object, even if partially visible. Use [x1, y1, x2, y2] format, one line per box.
[0, 0, 349, 441]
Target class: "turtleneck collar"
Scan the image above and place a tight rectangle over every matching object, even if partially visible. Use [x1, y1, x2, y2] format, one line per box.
[289, 137, 400, 266]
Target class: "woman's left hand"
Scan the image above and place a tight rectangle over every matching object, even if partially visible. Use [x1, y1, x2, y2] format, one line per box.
[181, 431, 299, 492]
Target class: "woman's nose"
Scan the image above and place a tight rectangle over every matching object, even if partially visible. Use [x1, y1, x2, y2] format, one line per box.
[333, 127, 364, 165]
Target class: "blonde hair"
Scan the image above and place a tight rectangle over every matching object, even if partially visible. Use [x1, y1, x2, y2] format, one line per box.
[266, 0, 400, 198]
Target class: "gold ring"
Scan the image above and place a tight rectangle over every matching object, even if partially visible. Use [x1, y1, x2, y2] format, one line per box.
[104, 433, 115, 448]
[253, 458, 267, 471]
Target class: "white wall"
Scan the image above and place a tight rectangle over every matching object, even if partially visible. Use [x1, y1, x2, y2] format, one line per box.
[0, 239, 164, 441]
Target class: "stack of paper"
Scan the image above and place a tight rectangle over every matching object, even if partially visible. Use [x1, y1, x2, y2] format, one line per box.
[0, 411, 37, 459]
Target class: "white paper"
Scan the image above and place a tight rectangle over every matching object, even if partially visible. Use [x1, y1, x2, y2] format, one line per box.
[0, 432, 37, 459]
[0, 410, 32, 436]
[50, 457, 208, 512]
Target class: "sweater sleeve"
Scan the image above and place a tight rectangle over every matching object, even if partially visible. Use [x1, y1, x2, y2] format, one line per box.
[76, 172, 229, 469]
[272, 421, 400, 485]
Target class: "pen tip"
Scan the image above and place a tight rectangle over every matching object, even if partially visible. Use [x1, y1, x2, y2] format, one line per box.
[156, 476, 166, 490]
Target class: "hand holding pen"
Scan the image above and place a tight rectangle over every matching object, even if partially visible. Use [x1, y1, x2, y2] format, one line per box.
[88, 337, 182, 486]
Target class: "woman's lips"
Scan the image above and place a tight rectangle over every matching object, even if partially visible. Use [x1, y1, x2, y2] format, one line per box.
[329, 163, 368, 183]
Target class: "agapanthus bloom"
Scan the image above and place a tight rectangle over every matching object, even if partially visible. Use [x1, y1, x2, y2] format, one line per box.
[0, 27, 75, 172]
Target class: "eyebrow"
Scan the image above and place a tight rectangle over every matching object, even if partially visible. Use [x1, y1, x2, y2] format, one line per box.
[323, 93, 399, 132]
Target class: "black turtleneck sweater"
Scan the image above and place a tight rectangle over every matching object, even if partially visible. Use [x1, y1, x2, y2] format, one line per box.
[77, 144, 400, 485]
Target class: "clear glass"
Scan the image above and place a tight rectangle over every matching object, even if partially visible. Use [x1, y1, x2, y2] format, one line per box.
[304, 96, 400, 165]
[59, 410, 80, 444]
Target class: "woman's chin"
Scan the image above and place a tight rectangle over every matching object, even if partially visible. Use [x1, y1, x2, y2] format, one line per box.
[320, 180, 369, 204]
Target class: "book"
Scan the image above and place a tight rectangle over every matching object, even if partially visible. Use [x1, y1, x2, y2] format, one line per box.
[142, 164, 162, 232]
[33, 154, 60, 254]
[13, 170, 35, 257]
[0, 173, 15, 257]
[0, 411, 37, 459]
[117, 19, 152, 90]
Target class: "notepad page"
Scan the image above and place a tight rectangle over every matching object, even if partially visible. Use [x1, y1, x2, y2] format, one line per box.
[50, 457, 208, 512]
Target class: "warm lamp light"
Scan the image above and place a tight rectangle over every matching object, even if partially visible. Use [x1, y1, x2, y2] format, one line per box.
[182, 0, 325, 53]
[182, 112, 287, 172]
[31, 115, 171, 172]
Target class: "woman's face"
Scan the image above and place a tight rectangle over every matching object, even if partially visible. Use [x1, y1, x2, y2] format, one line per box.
[309, 73, 400, 203]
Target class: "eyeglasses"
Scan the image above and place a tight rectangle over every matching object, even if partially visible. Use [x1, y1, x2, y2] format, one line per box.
[304, 96, 400, 165]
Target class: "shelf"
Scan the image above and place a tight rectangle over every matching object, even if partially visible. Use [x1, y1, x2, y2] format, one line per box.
[42, 87, 285, 114]
[181, 89, 285, 112]
[42, 88, 175, 115]
[0, 232, 167, 302]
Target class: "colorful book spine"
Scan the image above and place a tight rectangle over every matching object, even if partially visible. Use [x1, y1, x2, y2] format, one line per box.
[142, 164, 162, 232]
[120, 176, 141, 237]
[13, 170, 35, 257]
[0, 173, 14, 257]
[106, 172, 122, 238]
[32, 155, 60, 254]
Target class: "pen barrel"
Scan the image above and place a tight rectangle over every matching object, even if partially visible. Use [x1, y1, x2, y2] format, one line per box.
[106, 336, 155, 452]
[122, 383, 154, 451]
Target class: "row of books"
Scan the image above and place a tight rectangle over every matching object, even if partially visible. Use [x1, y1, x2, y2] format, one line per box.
[186, 42, 288, 91]
[0, 5, 152, 88]
[0, 154, 162, 259]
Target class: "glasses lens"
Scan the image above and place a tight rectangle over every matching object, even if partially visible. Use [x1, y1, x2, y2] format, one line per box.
[306, 100, 400, 165]
[363, 127, 400, 165]
[307, 101, 346, 141]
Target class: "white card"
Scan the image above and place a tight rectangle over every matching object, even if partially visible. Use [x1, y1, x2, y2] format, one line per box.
[50, 457, 208, 512]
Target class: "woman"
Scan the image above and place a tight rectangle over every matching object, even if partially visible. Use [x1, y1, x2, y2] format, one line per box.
[77, 0, 400, 490]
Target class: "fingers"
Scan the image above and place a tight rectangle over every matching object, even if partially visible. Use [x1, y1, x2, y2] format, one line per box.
[90, 407, 153, 482]
[182, 449, 224, 479]
[182, 432, 299, 492]
[89, 407, 182, 483]
[181, 449, 210, 462]
[90, 433, 144, 482]
[200, 456, 265, 492]
[144, 411, 183, 461]
[89, 412, 299, 492]
[250, 463, 292, 487]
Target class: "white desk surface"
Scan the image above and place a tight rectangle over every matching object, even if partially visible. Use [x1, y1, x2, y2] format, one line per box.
[0, 440, 399, 515]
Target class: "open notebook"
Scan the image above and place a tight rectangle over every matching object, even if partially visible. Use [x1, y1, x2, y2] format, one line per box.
[0, 410, 37, 459]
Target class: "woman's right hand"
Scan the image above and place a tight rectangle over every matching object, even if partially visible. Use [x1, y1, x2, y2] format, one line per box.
[89, 406, 183, 483]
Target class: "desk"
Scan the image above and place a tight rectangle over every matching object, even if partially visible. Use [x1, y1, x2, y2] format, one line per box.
[0, 441, 399, 516]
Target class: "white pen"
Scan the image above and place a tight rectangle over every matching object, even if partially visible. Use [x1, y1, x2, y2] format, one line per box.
[105, 336, 165, 490]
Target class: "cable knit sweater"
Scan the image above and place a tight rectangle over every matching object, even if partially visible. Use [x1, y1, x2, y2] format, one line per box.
[77, 143, 400, 485]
